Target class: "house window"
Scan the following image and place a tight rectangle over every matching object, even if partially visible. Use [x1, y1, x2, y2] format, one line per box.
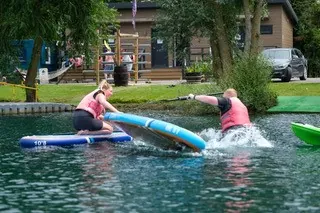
[45, 47, 51, 64]
[260, 25, 273, 34]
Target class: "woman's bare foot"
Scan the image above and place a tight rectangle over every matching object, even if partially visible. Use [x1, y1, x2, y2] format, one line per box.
[77, 130, 89, 135]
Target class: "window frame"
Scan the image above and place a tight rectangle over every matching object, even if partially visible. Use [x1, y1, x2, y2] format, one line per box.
[260, 25, 273, 35]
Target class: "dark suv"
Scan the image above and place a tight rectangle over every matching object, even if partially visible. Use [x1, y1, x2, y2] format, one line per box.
[262, 48, 308, 82]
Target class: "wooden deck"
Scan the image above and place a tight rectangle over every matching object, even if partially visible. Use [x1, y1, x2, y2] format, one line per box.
[55, 66, 183, 83]
[140, 67, 182, 81]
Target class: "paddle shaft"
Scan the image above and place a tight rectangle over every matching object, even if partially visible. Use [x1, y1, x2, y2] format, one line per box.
[161, 92, 223, 102]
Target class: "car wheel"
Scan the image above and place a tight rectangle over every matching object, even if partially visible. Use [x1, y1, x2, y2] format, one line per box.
[281, 67, 292, 82]
[299, 66, 307, 80]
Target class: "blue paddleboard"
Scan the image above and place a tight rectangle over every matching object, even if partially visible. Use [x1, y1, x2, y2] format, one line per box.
[19, 131, 132, 148]
[104, 112, 206, 152]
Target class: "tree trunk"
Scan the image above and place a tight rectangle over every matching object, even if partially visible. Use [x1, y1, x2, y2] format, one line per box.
[209, 34, 222, 79]
[243, 0, 252, 53]
[25, 36, 43, 102]
[250, 0, 264, 55]
[212, 1, 233, 74]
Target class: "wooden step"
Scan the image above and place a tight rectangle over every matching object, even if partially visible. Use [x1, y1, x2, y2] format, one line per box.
[140, 67, 182, 80]
[141, 76, 182, 80]
[151, 67, 182, 72]
[55, 68, 105, 83]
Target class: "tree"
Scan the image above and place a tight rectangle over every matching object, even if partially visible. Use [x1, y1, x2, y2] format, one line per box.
[155, 0, 265, 79]
[155, 0, 241, 78]
[242, 0, 265, 55]
[291, 0, 320, 77]
[155, 0, 277, 112]
[0, 0, 118, 102]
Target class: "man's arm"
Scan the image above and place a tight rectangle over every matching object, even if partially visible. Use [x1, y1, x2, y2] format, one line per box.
[189, 94, 219, 105]
[189, 94, 231, 113]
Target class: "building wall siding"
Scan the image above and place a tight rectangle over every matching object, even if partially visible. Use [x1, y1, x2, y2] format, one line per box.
[115, 4, 295, 68]
[281, 8, 293, 47]
[260, 5, 283, 48]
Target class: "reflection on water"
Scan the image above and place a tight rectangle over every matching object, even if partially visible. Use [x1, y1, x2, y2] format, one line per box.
[1, 112, 320, 212]
[225, 151, 254, 213]
[80, 143, 119, 211]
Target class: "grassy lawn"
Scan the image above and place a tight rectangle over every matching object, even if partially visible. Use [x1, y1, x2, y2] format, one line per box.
[270, 82, 320, 96]
[0, 83, 221, 105]
[0, 82, 319, 105]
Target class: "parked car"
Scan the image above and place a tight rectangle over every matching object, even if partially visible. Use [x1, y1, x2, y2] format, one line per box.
[262, 48, 308, 82]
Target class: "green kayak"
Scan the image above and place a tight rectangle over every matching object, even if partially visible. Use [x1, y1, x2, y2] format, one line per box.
[291, 122, 320, 146]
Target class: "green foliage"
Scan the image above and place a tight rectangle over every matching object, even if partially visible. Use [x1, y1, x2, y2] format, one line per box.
[0, 54, 19, 84]
[185, 61, 213, 81]
[291, 0, 320, 77]
[154, 0, 241, 65]
[186, 62, 203, 73]
[0, 0, 119, 101]
[107, 0, 152, 2]
[219, 54, 277, 113]
[0, 0, 119, 61]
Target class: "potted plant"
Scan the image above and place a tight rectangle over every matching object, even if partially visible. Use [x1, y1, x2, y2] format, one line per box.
[198, 61, 213, 82]
[185, 62, 203, 83]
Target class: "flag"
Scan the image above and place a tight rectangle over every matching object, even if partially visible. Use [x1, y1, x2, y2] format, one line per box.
[132, 0, 137, 30]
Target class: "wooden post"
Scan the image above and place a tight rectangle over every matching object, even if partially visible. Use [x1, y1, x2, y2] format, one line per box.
[95, 45, 100, 85]
[35, 83, 38, 102]
[134, 33, 139, 83]
[115, 30, 121, 66]
[95, 30, 100, 85]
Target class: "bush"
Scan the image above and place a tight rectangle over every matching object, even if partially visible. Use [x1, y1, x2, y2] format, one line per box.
[0, 52, 22, 84]
[219, 54, 277, 113]
[308, 58, 320, 77]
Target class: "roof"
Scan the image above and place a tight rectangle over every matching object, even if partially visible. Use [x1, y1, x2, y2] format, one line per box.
[267, 0, 298, 24]
[108, 1, 298, 24]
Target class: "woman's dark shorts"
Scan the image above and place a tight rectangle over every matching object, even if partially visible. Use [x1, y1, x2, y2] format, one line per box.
[72, 109, 103, 131]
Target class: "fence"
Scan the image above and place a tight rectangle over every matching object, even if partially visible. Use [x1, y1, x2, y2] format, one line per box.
[0, 82, 39, 101]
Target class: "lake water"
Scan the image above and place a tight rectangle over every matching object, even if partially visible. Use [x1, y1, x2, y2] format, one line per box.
[1, 112, 320, 212]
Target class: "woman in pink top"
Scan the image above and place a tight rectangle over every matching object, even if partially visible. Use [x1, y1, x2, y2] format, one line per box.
[72, 80, 121, 135]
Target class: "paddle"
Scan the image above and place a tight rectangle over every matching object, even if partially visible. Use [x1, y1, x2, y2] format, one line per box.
[158, 92, 224, 102]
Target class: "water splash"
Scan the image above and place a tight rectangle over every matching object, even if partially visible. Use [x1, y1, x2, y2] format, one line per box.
[199, 125, 274, 149]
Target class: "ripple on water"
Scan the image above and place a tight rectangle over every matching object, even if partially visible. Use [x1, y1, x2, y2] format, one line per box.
[1, 113, 320, 212]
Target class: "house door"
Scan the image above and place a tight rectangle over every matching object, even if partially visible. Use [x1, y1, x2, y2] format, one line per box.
[151, 29, 168, 68]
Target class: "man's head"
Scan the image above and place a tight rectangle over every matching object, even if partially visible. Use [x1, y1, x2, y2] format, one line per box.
[223, 88, 237, 98]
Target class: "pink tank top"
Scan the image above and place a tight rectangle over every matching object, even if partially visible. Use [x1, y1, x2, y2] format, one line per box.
[220, 97, 251, 132]
[76, 89, 104, 118]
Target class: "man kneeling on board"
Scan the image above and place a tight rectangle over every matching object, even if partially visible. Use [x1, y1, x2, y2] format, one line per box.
[188, 88, 251, 133]
[73, 80, 121, 135]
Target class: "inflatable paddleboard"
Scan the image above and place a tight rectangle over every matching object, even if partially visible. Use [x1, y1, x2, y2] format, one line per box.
[20, 131, 132, 148]
[291, 122, 320, 146]
[104, 112, 206, 152]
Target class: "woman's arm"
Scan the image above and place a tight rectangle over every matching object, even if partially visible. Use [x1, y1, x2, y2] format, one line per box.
[96, 93, 120, 112]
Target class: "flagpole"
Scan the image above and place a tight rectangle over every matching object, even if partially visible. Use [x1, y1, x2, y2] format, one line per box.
[132, 0, 137, 30]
